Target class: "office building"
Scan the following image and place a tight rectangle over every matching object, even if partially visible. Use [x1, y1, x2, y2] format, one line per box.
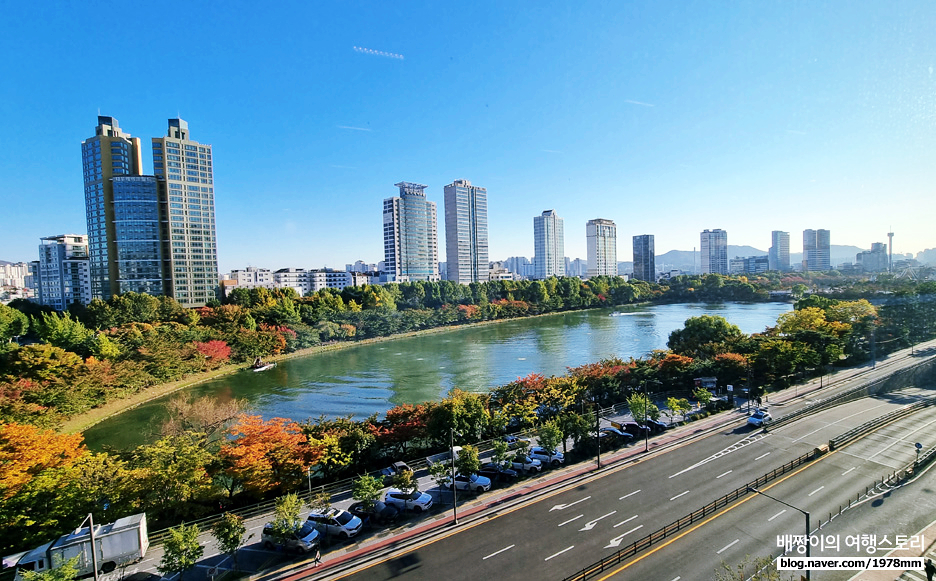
[444, 179, 489, 284]
[533, 210, 565, 279]
[81, 116, 143, 300]
[566, 257, 587, 278]
[856, 243, 888, 272]
[503, 256, 535, 278]
[769, 231, 790, 272]
[152, 118, 219, 307]
[632, 234, 655, 282]
[700, 229, 728, 274]
[803, 229, 831, 271]
[729, 255, 769, 275]
[382, 182, 440, 282]
[586, 218, 617, 277]
[36, 235, 91, 311]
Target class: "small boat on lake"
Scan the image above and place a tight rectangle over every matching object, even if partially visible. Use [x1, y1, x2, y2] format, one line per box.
[251, 357, 276, 372]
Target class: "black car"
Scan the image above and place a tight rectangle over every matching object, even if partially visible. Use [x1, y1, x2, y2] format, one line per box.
[348, 500, 400, 525]
[616, 421, 651, 438]
[645, 418, 669, 433]
[478, 462, 519, 483]
[598, 427, 633, 447]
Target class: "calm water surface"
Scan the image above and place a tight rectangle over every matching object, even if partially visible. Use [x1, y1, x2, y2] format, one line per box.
[84, 302, 790, 449]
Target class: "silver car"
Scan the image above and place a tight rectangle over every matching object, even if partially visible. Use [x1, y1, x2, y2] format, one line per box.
[384, 488, 434, 512]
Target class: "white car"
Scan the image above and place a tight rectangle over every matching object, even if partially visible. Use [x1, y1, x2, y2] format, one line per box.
[510, 455, 543, 473]
[529, 446, 565, 467]
[384, 488, 434, 512]
[442, 473, 492, 493]
[306, 507, 363, 539]
[748, 409, 772, 427]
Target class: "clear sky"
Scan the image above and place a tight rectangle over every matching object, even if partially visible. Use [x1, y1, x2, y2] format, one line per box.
[2, 1, 935, 274]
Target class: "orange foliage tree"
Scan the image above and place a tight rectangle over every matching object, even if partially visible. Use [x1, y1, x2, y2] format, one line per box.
[220, 415, 322, 496]
[0, 423, 86, 499]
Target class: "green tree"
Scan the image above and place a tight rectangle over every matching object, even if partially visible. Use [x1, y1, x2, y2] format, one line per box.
[627, 392, 660, 423]
[666, 397, 692, 422]
[391, 468, 418, 494]
[693, 386, 713, 409]
[351, 475, 383, 510]
[667, 315, 745, 359]
[19, 556, 80, 581]
[536, 420, 563, 454]
[491, 439, 510, 467]
[0, 303, 28, 342]
[713, 555, 779, 580]
[158, 523, 204, 581]
[308, 490, 332, 514]
[210, 513, 249, 571]
[428, 460, 452, 494]
[454, 444, 481, 476]
[270, 493, 304, 542]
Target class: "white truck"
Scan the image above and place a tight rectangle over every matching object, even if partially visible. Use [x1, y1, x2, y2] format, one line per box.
[8, 513, 148, 580]
[425, 445, 461, 467]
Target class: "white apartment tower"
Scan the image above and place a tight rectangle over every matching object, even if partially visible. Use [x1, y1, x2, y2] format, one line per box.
[37, 235, 92, 311]
[444, 179, 489, 284]
[533, 210, 565, 279]
[700, 229, 728, 274]
[152, 118, 219, 307]
[586, 218, 617, 277]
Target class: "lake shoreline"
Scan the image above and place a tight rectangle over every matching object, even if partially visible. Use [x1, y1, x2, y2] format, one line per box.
[61, 304, 643, 435]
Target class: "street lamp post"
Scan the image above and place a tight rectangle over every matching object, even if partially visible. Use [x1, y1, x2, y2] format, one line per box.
[595, 402, 601, 469]
[77, 514, 100, 581]
[450, 428, 458, 525]
[749, 488, 810, 580]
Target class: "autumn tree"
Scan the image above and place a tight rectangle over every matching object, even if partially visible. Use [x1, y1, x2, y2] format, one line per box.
[160, 394, 247, 447]
[129, 435, 214, 521]
[0, 423, 86, 499]
[220, 415, 322, 496]
[351, 475, 383, 511]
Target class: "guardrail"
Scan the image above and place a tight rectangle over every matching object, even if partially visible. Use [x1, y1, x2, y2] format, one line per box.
[562, 448, 825, 581]
[830, 396, 936, 450]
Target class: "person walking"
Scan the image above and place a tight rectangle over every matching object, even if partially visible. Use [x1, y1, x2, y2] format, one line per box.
[925, 557, 934, 581]
[313, 546, 322, 568]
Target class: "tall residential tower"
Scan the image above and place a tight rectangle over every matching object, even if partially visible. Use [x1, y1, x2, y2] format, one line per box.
[533, 210, 565, 279]
[700, 229, 728, 274]
[769, 231, 790, 272]
[383, 182, 440, 282]
[152, 118, 219, 307]
[586, 219, 617, 277]
[803, 229, 831, 271]
[632, 234, 655, 282]
[443, 179, 489, 284]
[81, 116, 143, 300]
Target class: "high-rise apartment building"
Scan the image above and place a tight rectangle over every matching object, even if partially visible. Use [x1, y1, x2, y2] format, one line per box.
[111, 175, 168, 296]
[700, 229, 728, 274]
[533, 210, 565, 279]
[382, 182, 440, 282]
[81, 116, 143, 300]
[803, 229, 831, 271]
[36, 235, 91, 311]
[444, 179, 489, 284]
[586, 218, 617, 277]
[632, 234, 655, 282]
[152, 118, 219, 307]
[769, 231, 790, 272]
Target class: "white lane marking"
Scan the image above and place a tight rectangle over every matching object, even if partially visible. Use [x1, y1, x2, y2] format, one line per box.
[716, 470, 732, 479]
[670, 490, 690, 501]
[558, 515, 583, 527]
[545, 546, 575, 561]
[842, 467, 856, 476]
[605, 525, 643, 548]
[790, 402, 890, 442]
[247, 524, 264, 531]
[550, 496, 591, 511]
[672, 577, 681, 581]
[619, 490, 641, 500]
[755, 452, 770, 460]
[613, 515, 639, 528]
[483, 544, 515, 560]
[808, 486, 825, 497]
[668, 433, 769, 478]
[580, 511, 617, 531]
[717, 539, 740, 554]
[768, 509, 786, 521]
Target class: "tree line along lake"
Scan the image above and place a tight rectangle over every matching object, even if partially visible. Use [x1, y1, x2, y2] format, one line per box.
[83, 301, 792, 450]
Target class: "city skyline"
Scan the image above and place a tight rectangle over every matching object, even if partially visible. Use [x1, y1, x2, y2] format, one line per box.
[2, 2, 936, 273]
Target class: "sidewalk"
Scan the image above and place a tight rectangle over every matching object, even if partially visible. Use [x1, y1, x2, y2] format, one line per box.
[850, 517, 936, 581]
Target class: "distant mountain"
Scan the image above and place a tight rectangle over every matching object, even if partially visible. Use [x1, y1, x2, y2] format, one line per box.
[0, 260, 12, 266]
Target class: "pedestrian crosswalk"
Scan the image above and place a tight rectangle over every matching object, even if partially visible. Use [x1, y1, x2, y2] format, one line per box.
[895, 547, 936, 580]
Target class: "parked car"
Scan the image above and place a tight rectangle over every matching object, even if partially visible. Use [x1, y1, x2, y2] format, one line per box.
[261, 521, 320, 554]
[707, 396, 732, 411]
[645, 418, 669, 433]
[529, 446, 565, 467]
[442, 473, 492, 493]
[748, 409, 772, 427]
[478, 462, 519, 483]
[348, 500, 400, 526]
[306, 507, 363, 539]
[384, 488, 434, 512]
[616, 421, 651, 438]
[380, 461, 413, 485]
[504, 435, 532, 450]
[599, 427, 633, 447]
[510, 455, 543, 473]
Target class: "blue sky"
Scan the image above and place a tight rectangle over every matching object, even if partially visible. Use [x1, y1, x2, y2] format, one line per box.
[2, 1, 935, 273]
